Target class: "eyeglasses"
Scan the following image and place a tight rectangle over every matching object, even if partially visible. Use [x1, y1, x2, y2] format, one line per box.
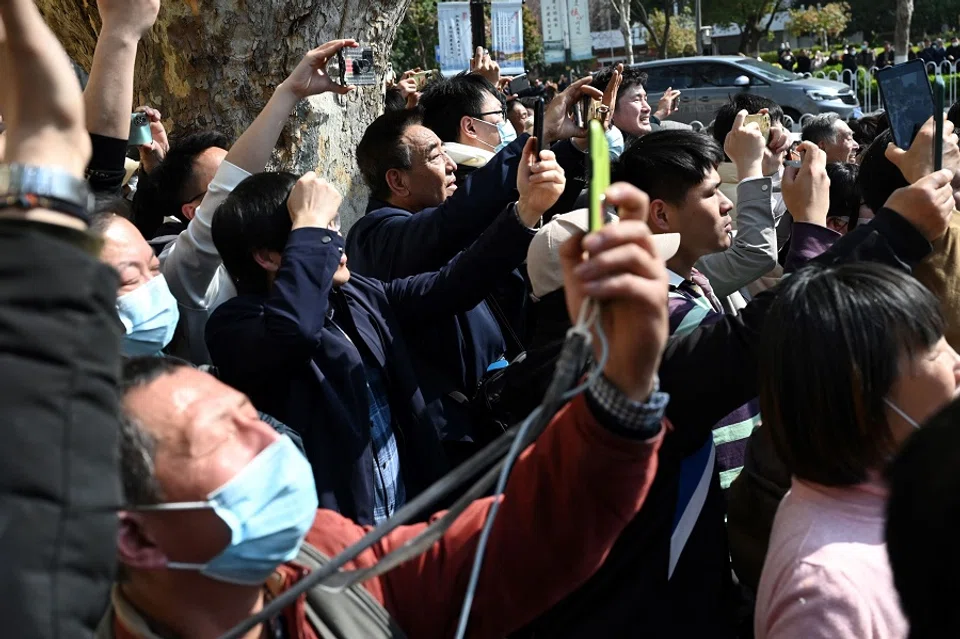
[471, 107, 507, 121]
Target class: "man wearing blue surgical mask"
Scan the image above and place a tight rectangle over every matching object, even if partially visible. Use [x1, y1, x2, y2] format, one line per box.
[91, 201, 181, 357]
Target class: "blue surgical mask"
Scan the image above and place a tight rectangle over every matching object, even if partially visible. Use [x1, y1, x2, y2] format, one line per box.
[116, 275, 180, 357]
[884, 398, 921, 429]
[473, 118, 518, 154]
[136, 435, 318, 585]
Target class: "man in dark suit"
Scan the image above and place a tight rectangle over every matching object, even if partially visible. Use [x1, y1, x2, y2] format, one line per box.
[206, 136, 564, 525]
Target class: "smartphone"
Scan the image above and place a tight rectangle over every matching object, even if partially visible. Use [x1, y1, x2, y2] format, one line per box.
[876, 59, 934, 150]
[588, 120, 611, 233]
[337, 46, 377, 86]
[935, 75, 945, 171]
[411, 70, 436, 91]
[508, 74, 531, 95]
[533, 97, 544, 155]
[744, 113, 771, 142]
[128, 112, 152, 147]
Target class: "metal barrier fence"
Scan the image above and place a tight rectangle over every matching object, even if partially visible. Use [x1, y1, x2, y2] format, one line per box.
[798, 60, 959, 116]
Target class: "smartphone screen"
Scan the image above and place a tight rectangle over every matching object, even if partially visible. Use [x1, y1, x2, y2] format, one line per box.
[877, 60, 934, 150]
[508, 74, 530, 95]
[533, 98, 544, 155]
[588, 120, 610, 233]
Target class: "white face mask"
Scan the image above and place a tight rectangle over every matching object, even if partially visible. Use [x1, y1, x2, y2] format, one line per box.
[885, 398, 921, 429]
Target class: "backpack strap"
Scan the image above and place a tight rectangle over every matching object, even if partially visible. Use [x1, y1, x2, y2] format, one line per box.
[295, 543, 408, 639]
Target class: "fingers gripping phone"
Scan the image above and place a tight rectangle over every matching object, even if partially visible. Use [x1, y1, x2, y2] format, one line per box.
[588, 120, 611, 233]
[533, 97, 545, 155]
[877, 59, 935, 150]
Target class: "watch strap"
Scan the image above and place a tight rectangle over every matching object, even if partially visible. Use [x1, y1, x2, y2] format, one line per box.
[0, 163, 92, 223]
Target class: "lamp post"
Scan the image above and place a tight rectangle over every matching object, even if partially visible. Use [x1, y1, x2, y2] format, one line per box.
[695, 0, 703, 55]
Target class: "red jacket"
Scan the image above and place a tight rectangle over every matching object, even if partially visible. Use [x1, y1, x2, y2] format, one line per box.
[113, 394, 664, 639]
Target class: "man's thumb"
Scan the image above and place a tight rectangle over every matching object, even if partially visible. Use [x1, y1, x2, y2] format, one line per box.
[884, 143, 908, 167]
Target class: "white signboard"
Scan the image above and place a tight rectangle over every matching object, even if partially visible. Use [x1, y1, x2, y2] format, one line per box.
[437, 2, 473, 76]
[491, 1, 525, 75]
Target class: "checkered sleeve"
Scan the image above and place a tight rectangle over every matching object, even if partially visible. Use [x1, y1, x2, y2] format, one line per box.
[585, 374, 669, 441]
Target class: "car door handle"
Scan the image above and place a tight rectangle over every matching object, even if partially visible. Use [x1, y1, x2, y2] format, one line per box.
[679, 96, 694, 102]
[698, 96, 711, 102]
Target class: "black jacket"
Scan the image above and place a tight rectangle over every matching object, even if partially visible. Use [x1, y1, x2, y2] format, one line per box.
[0, 221, 122, 637]
[515, 209, 932, 637]
[207, 207, 535, 525]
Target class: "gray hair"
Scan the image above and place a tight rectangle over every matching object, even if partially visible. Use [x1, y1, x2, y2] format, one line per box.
[802, 113, 842, 146]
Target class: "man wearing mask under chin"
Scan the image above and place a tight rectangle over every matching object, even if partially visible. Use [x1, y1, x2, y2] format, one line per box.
[90, 202, 181, 357]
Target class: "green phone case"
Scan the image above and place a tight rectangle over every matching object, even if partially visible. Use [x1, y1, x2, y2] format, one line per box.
[935, 76, 945, 172]
[589, 120, 610, 233]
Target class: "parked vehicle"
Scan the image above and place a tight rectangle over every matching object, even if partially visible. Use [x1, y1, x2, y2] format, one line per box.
[634, 56, 861, 125]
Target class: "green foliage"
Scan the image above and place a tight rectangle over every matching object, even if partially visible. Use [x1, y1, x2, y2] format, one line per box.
[522, 4, 544, 70]
[787, 2, 850, 45]
[391, 0, 438, 73]
[647, 8, 695, 57]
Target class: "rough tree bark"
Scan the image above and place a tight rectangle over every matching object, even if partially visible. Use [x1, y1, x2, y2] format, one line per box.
[35, 0, 412, 229]
[894, 0, 913, 64]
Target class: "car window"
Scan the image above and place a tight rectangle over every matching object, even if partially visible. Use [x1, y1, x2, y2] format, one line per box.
[641, 65, 695, 92]
[693, 63, 746, 88]
[735, 58, 798, 82]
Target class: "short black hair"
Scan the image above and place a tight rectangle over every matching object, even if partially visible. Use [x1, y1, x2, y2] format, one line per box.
[887, 396, 960, 637]
[802, 113, 842, 146]
[420, 72, 503, 143]
[384, 86, 407, 113]
[613, 130, 725, 204]
[356, 108, 423, 200]
[89, 195, 134, 236]
[760, 262, 943, 487]
[857, 129, 909, 213]
[118, 356, 192, 505]
[131, 131, 230, 239]
[591, 66, 648, 100]
[212, 172, 298, 296]
[825, 162, 861, 228]
[711, 94, 784, 149]
[849, 112, 889, 147]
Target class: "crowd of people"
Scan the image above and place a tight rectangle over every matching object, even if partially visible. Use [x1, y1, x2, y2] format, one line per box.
[7, 0, 960, 637]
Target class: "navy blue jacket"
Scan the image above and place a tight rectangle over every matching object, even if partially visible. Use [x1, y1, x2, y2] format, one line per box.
[346, 135, 531, 443]
[206, 207, 535, 525]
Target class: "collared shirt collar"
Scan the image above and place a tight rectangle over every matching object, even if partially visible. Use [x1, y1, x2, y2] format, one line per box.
[443, 141, 495, 168]
[666, 269, 687, 289]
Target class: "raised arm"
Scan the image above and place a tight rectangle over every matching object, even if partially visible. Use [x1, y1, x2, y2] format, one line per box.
[82, 0, 159, 193]
[384, 139, 564, 322]
[162, 40, 357, 318]
[0, 4, 123, 636]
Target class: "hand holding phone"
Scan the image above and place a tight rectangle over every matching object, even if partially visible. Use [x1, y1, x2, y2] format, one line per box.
[877, 59, 934, 150]
[588, 119, 611, 233]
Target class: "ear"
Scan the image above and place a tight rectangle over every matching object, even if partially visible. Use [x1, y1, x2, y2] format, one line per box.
[385, 168, 409, 198]
[648, 199, 672, 233]
[118, 511, 168, 570]
[253, 250, 282, 273]
[181, 202, 198, 221]
[460, 115, 479, 141]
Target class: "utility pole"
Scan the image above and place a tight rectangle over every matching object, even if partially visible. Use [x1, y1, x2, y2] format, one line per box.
[695, 0, 703, 55]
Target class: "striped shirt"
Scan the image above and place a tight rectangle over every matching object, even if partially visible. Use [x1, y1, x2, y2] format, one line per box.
[365, 365, 406, 524]
[667, 269, 761, 490]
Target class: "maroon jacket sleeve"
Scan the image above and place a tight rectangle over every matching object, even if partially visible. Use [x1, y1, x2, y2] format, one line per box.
[306, 393, 665, 638]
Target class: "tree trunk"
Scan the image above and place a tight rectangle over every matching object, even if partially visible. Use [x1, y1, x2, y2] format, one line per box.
[894, 0, 914, 64]
[660, 13, 671, 59]
[619, 17, 635, 64]
[35, 0, 412, 229]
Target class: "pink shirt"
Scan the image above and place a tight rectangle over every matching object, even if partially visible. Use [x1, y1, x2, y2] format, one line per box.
[754, 477, 908, 639]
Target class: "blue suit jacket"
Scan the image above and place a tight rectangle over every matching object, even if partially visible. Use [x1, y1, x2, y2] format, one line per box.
[206, 208, 534, 524]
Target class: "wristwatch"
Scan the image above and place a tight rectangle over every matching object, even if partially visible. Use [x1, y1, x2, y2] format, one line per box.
[0, 163, 92, 222]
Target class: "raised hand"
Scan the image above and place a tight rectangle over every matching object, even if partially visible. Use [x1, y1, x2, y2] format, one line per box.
[560, 182, 669, 401]
[282, 39, 359, 100]
[654, 88, 681, 121]
[886, 115, 960, 184]
[763, 119, 792, 176]
[516, 137, 565, 226]
[724, 110, 767, 180]
[97, 0, 160, 41]
[782, 141, 830, 226]
[470, 46, 500, 86]
[288, 172, 343, 231]
[884, 168, 957, 241]
[598, 63, 623, 131]
[543, 76, 604, 145]
[135, 106, 169, 173]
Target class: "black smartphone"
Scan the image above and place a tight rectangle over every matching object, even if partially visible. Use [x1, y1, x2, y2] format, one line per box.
[935, 75, 945, 171]
[876, 59, 935, 150]
[533, 97, 544, 155]
[508, 74, 530, 95]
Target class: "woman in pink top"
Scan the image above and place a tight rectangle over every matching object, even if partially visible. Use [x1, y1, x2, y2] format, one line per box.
[753, 263, 960, 639]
